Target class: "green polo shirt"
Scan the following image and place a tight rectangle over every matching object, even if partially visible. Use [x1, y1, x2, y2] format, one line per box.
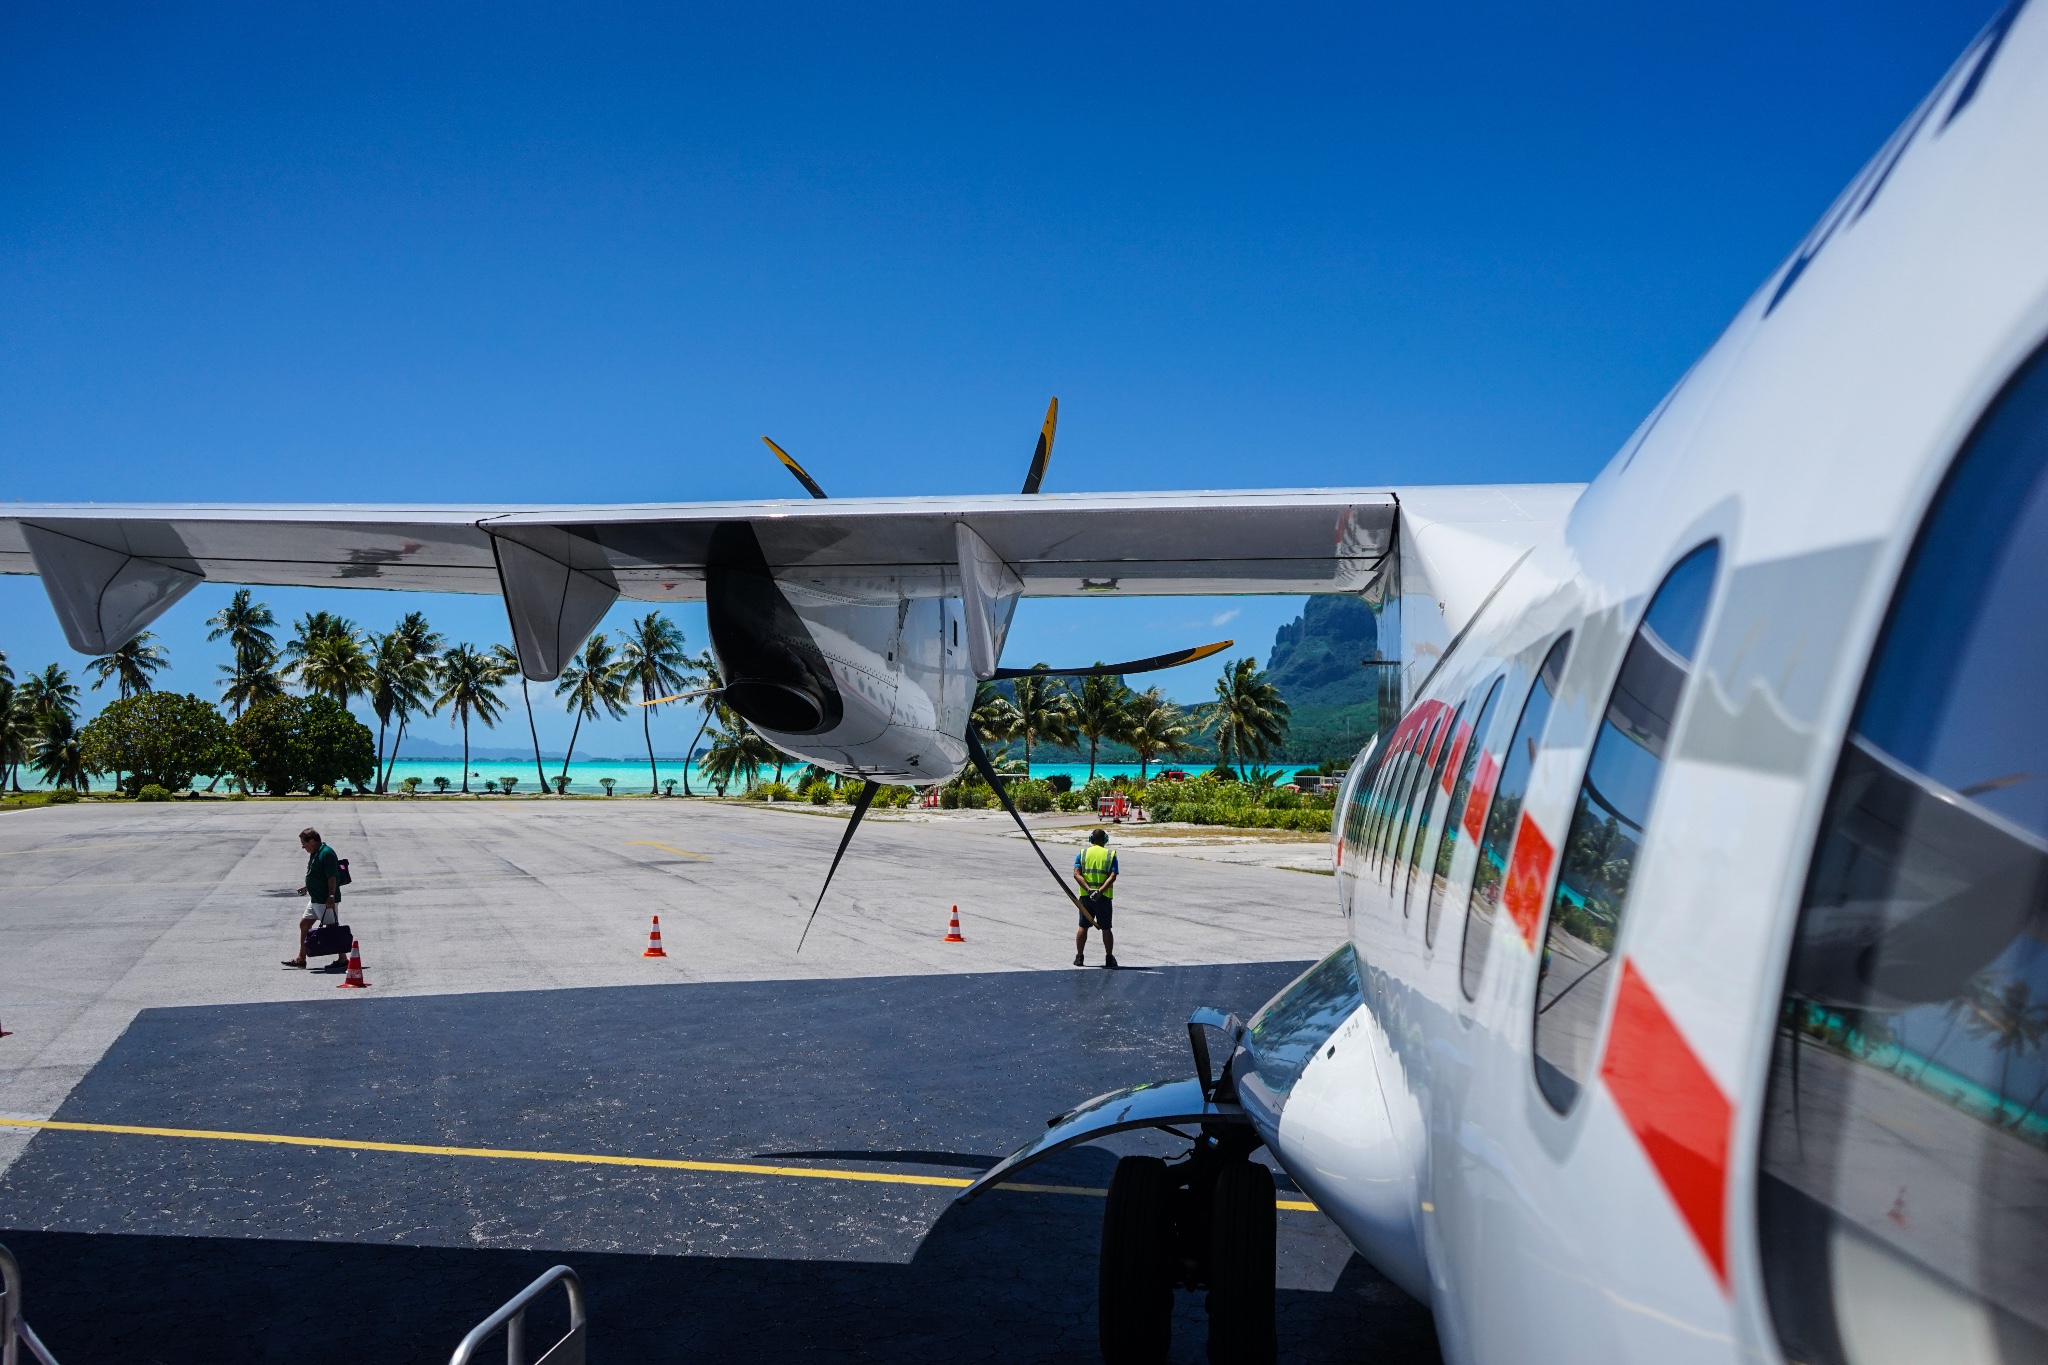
[306, 844, 341, 905]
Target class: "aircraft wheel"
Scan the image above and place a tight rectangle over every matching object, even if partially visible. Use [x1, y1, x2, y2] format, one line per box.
[1099, 1154, 1176, 1365]
[1205, 1160, 1276, 1365]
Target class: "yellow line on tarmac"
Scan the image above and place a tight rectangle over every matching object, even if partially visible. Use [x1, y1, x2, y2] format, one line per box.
[0, 1118, 1316, 1210]
[626, 840, 711, 861]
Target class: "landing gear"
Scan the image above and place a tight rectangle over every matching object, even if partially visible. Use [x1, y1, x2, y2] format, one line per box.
[1100, 1156, 1176, 1365]
[1205, 1160, 1277, 1365]
[1098, 1131, 1277, 1365]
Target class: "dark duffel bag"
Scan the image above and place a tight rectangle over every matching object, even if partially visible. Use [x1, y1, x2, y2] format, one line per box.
[305, 923, 353, 957]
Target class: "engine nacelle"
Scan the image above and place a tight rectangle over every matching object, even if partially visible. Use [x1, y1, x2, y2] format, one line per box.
[704, 521, 997, 785]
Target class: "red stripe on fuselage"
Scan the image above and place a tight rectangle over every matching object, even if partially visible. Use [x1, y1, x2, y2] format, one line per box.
[1502, 813, 1553, 945]
[1599, 960, 1733, 1292]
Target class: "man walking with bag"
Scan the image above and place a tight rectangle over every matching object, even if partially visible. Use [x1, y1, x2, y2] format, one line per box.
[282, 826, 349, 972]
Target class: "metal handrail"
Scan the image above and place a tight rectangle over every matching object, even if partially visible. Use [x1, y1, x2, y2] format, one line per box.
[448, 1265, 586, 1365]
[0, 1244, 61, 1365]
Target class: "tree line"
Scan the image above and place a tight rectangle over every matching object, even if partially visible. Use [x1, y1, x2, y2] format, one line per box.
[0, 592, 700, 796]
[1, 593, 1298, 797]
[970, 657, 1291, 781]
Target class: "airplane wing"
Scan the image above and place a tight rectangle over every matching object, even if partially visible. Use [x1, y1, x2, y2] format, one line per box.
[0, 485, 1582, 680]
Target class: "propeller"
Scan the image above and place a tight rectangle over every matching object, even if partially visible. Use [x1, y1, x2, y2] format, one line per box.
[1021, 397, 1058, 495]
[795, 779, 882, 953]
[965, 729, 1099, 928]
[990, 638, 1233, 680]
[763, 437, 830, 500]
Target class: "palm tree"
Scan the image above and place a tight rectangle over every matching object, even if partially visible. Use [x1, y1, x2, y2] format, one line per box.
[206, 590, 277, 717]
[219, 649, 286, 717]
[619, 612, 696, 794]
[0, 681, 29, 792]
[18, 663, 80, 734]
[554, 633, 632, 789]
[678, 650, 727, 796]
[1122, 687, 1192, 780]
[33, 711, 91, 791]
[1961, 975, 2048, 1126]
[699, 721, 778, 795]
[377, 612, 445, 790]
[434, 644, 509, 794]
[297, 630, 375, 708]
[87, 633, 169, 699]
[1203, 657, 1290, 778]
[1069, 673, 1132, 782]
[367, 629, 438, 792]
[973, 682, 1023, 748]
[281, 611, 356, 684]
[1010, 669, 1078, 773]
[490, 643, 551, 794]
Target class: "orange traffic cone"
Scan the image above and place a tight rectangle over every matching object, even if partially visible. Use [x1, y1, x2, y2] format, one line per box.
[337, 940, 370, 989]
[943, 905, 966, 943]
[643, 915, 668, 958]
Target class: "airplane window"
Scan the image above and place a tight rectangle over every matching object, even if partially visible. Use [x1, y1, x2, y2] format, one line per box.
[1427, 678, 1504, 948]
[1365, 720, 1424, 869]
[1759, 342, 2048, 1365]
[1461, 637, 1571, 1001]
[1400, 702, 1468, 915]
[1382, 709, 1449, 881]
[1532, 542, 1720, 1113]
[1246, 943, 1365, 1099]
[1343, 739, 1385, 857]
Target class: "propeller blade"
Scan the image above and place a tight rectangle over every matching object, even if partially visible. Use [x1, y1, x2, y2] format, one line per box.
[990, 638, 1233, 680]
[762, 437, 830, 500]
[1020, 397, 1058, 495]
[633, 686, 724, 709]
[795, 779, 881, 953]
[965, 730, 1098, 929]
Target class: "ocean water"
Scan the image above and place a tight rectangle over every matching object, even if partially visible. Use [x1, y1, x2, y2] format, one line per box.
[376, 757, 1175, 795]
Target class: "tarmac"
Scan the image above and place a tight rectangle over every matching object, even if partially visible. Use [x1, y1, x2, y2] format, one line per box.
[0, 797, 1440, 1364]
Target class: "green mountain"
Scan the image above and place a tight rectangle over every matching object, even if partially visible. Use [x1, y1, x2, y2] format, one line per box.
[1263, 595, 1394, 764]
[991, 594, 1394, 769]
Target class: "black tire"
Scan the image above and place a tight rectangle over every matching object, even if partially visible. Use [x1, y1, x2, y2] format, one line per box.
[1100, 1154, 1177, 1365]
[1206, 1160, 1276, 1365]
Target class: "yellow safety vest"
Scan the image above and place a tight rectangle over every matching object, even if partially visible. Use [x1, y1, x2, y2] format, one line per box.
[1080, 843, 1116, 897]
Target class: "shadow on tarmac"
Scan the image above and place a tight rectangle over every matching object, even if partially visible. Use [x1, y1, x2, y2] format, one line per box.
[3, 1191, 1436, 1365]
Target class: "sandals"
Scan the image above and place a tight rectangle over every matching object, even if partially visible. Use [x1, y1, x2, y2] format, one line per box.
[281, 959, 307, 969]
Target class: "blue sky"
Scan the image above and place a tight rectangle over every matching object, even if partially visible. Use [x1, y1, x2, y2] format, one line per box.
[0, 1, 1995, 755]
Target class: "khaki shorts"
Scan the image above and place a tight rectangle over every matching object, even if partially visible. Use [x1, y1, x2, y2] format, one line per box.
[301, 903, 339, 927]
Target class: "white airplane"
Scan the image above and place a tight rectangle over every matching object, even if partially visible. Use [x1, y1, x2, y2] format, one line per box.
[4, 6, 2045, 1363]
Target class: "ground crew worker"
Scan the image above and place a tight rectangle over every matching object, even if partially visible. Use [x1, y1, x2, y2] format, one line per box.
[1073, 828, 1119, 969]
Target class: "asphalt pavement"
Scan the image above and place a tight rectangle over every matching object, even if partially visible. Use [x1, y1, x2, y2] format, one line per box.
[0, 798, 1438, 1364]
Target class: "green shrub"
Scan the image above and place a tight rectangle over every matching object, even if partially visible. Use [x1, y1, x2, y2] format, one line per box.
[231, 695, 374, 796]
[1011, 779, 1053, 814]
[807, 781, 833, 804]
[401, 777, 422, 795]
[47, 788, 81, 805]
[225, 791, 248, 801]
[136, 784, 173, 802]
[81, 692, 239, 794]
[882, 785, 916, 807]
[1053, 789, 1086, 812]
[433, 776, 451, 793]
